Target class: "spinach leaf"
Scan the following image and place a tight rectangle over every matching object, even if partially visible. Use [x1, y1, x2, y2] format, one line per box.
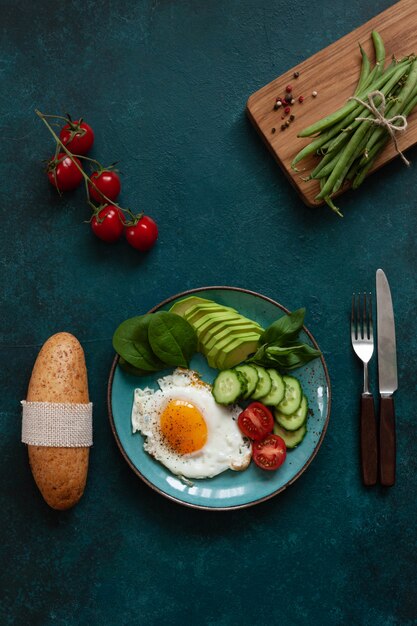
[148, 311, 197, 367]
[118, 357, 155, 377]
[112, 315, 165, 371]
[260, 308, 306, 346]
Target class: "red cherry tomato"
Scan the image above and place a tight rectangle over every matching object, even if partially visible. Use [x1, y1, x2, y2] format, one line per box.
[47, 153, 83, 192]
[91, 205, 125, 243]
[237, 402, 274, 441]
[89, 170, 121, 203]
[125, 216, 158, 251]
[59, 120, 94, 155]
[252, 434, 287, 471]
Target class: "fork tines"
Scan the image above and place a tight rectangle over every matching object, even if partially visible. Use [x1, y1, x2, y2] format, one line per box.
[351, 292, 373, 341]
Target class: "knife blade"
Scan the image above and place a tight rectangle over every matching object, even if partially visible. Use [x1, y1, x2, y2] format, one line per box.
[376, 269, 397, 486]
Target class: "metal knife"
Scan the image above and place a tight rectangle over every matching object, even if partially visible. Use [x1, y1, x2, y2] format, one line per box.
[376, 269, 397, 486]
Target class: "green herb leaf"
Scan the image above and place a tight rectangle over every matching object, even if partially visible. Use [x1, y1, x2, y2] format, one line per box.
[112, 315, 165, 371]
[267, 344, 322, 369]
[248, 343, 322, 370]
[260, 308, 306, 346]
[148, 311, 197, 367]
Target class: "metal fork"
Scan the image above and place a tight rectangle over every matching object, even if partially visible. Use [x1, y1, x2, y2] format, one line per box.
[351, 292, 378, 486]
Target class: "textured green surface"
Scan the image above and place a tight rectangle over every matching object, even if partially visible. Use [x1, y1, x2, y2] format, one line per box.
[1, 0, 417, 624]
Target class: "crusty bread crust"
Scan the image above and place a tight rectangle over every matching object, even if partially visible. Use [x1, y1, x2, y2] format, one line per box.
[27, 332, 90, 510]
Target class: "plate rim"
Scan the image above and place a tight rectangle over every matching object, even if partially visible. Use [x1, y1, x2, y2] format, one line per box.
[107, 285, 332, 511]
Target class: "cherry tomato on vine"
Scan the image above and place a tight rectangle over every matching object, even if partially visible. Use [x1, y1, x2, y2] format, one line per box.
[47, 153, 83, 192]
[91, 205, 125, 243]
[88, 170, 121, 203]
[252, 434, 286, 471]
[59, 120, 94, 155]
[125, 216, 158, 251]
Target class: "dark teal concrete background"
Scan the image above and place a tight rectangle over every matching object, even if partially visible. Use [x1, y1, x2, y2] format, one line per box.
[1, 1, 416, 624]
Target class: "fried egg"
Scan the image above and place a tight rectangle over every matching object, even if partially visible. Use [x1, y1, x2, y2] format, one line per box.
[131, 368, 251, 479]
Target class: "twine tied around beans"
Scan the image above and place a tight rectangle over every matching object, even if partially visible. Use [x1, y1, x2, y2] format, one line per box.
[349, 90, 410, 166]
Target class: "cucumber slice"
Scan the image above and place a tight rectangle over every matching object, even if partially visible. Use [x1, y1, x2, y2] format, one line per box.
[234, 365, 259, 399]
[274, 395, 308, 431]
[260, 369, 285, 405]
[250, 365, 272, 400]
[276, 375, 302, 415]
[273, 422, 307, 448]
[212, 369, 247, 405]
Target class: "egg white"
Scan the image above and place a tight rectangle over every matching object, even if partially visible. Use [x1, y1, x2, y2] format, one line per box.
[131, 368, 251, 479]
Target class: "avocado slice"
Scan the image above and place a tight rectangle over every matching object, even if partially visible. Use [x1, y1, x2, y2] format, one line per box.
[185, 303, 236, 325]
[202, 317, 262, 345]
[169, 296, 215, 318]
[194, 313, 242, 350]
[217, 336, 261, 370]
[206, 332, 261, 369]
[203, 323, 262, 352]
[192, 311, 242, 334]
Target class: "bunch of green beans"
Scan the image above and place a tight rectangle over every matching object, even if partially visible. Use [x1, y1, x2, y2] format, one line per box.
[291, 31, 417, 216]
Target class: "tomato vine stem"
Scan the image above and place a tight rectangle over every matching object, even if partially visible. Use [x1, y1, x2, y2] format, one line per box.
[35, 109, 142, 225]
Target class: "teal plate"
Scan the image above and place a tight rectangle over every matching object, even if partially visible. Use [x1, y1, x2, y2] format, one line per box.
[108, 287, 331, 510]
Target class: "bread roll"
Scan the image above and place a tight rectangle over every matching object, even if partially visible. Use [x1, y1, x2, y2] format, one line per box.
[26, 332, 90, 510]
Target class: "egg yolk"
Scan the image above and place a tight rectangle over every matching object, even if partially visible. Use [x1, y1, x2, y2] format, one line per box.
[160, 399, 208, 455]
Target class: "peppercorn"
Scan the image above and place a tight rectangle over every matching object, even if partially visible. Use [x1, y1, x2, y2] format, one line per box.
[285, 120, 290, 127]
[284, 106, 291, 114]
[298, 95, 304, 103]
[273, 102, 279, 110]
[312, 90, 318, 97]
[281, 124, 286, 131]
[286, 85, 292, 93]
[293, 71, 300, 78]
[284, 94, 292, 104]
[290, 98, 295, 105]
[290, 114, 295, 121]
[271, 127, 276, 133]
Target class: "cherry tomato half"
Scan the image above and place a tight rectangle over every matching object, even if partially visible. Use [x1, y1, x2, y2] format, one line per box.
[252, 434, 287, 471]
[59, 120, 94, 155]
[125, 216, 158, 251]
[237, 402, 274, 441]
[47, 153, 83, 192]
[89, 170, 121, 203]
[91, 205, 125, 243]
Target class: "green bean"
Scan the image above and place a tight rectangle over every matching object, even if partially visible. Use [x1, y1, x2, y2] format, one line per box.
[352, 155, 378, 189]
[320, 179, 343, 216]
[292, 60, 411, 167]
[345, 157, 362, 182]
[371, 30, 386, 78]
[360, 58, 417, 157]
[358, 135, 387, 168]
[291, 103, 363, 168]
[354, 45, 371, 96]
[355, 88, 417, 183]
[311, 135, 351, 179]
[326, 60, 412, 148]
[298, 59, 410, 138]
[403, 89, 417, 116]
[316, 119, 374, 199]
[324, 196, 343, 216]
[331, 127, 373, 194]
[292, 98, 383, 168]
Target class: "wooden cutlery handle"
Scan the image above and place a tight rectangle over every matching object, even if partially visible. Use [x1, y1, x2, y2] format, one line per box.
[379, 396, 396, 486]
[360, 394, 378, 486]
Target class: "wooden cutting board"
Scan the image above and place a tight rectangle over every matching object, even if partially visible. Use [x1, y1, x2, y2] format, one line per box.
[246, 0, 417, 208]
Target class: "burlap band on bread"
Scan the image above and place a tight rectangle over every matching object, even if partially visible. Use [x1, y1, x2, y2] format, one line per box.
[21, 401, 93, 447]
